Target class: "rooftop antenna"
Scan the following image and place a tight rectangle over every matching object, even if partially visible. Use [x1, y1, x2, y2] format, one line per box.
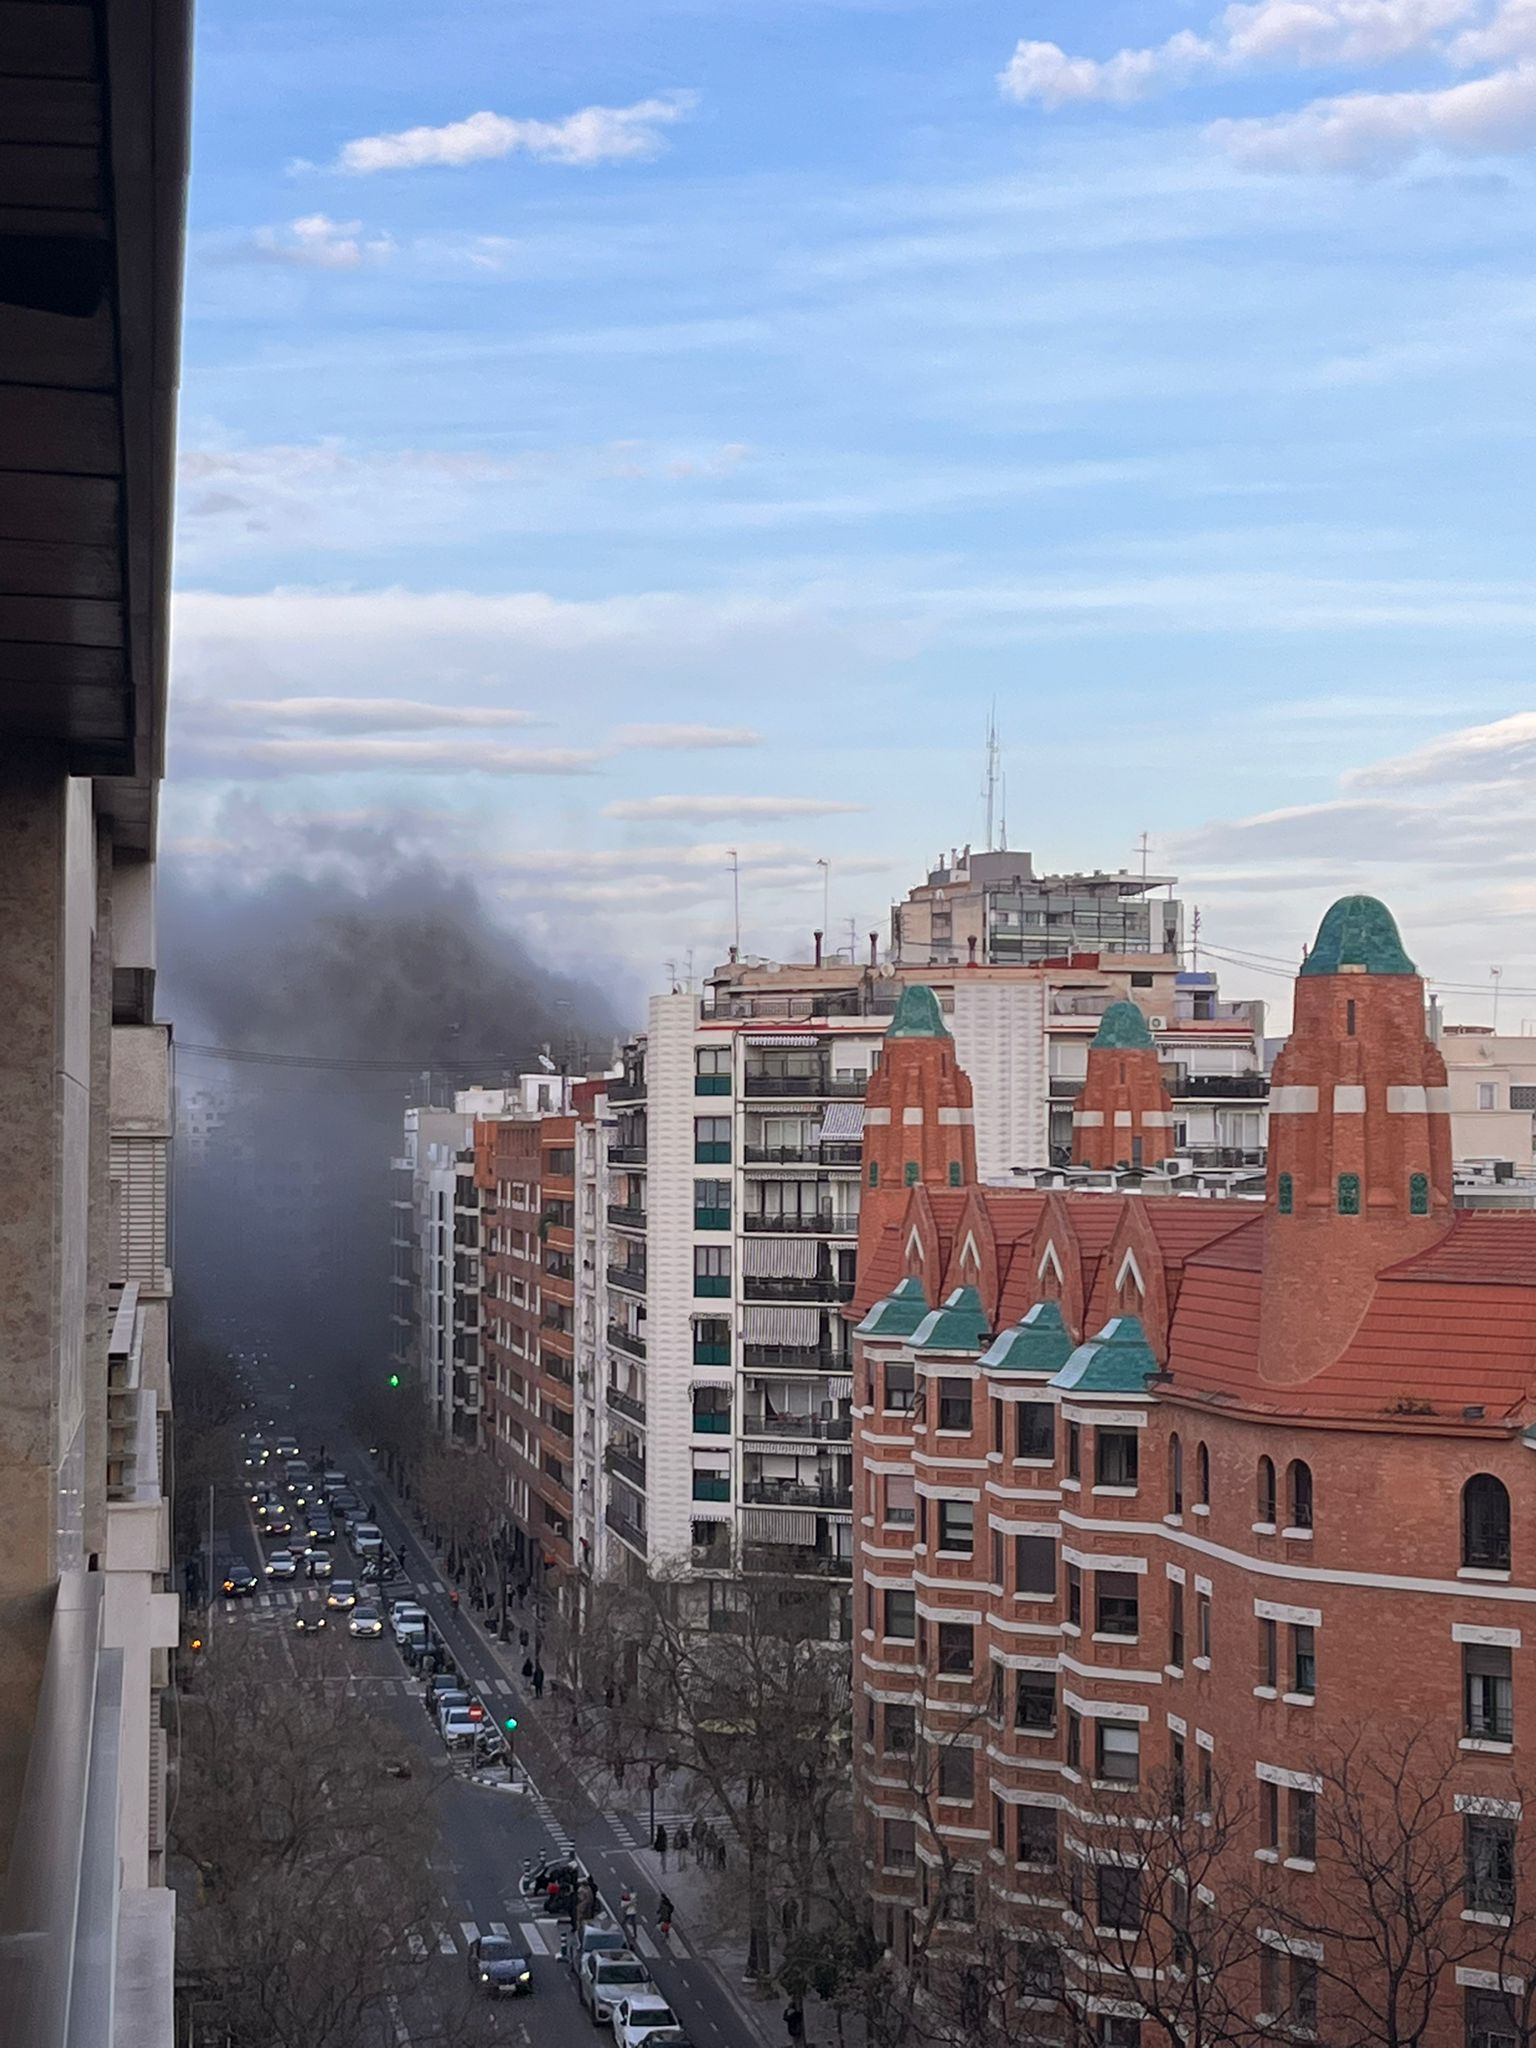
[982, 702, 1001, 851]
[817, 857, 830, 944]
[999, 771, 1008, 853]
[1135, 830, 1151, 882]
[1492, 965, 1503, 1033]
[728, 848, 741, 955]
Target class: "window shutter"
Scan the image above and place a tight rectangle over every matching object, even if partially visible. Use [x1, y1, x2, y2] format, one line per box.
[111, 1136, 168, 1287]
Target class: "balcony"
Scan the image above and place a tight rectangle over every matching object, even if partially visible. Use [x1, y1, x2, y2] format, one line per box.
[1048, 1077, 1084, 1100]
[605, 1499, 648, 1555]
[744, 1276, 854, 1304]
[693, 1340, 731, 1367]
[606, 1383, 647, 1426]
[694, 1274, 731, 1298]
[607, 1263, 648, 1295]
[742, 1343, 845, 1371]
[743, 1142, 862, 1169]
[743, 1211, 860, 1235]
[607, 1143, 648, 1165]
[1181, 1145, 1267, 1169]
[1177, 1072, 1270, 1100]
[692, 1474, 731, 1503]
[742, 1477, 853, 1509]
[692, 1411, 732, 1435]
[607, 1203, 647, 1230]
[608, 1074, 647, 1102]
[694, 1074, 731, 1096]
[694, 1207, 731, 1230]
[742, 1544, 850, 1579]
[605, 1444, 647, 1489]
[607, 1324, 647, 1360]
[742, 1071, 866, 1098]
[742, 1411, 853, 1443]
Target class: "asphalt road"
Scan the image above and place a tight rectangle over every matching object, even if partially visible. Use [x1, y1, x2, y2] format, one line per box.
[213, 1375, 764, 2048]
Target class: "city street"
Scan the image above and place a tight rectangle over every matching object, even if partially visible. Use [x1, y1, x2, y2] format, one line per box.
[210, 1386, 768, 2048]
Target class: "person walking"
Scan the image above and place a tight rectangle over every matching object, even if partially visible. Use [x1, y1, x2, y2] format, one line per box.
[532, 1662, 545, 1699]
[449, 1587, 460, 1612]
[674, 1824, 689, 1859]
[654, 1824, 669, 1869]
[784, 2003, 805, 2044]
[657, 1892, 674, 1939]
[620, 1887, 638, 1943]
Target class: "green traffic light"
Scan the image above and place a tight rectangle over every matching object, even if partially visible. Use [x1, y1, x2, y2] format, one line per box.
[388, 1374, 400, 1388]
[504, 1716, 518, 1732]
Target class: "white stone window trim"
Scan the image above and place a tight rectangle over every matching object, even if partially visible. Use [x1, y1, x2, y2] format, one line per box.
[1458, 1793, 1522, 1819]
[1258, 1926, 1324, 1962]
[1455, 1623, 1522, 1648]
[1257, 1761, 1323, 1794]
[1256, 1600, 1322, 1627]
[1458, 1968, 1527, 1994]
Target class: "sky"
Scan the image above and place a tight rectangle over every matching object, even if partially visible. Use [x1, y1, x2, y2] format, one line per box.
[170, 0, 1536, 1028]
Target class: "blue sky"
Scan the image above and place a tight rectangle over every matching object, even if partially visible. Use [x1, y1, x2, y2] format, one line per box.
[170, 0, 1536, 1023]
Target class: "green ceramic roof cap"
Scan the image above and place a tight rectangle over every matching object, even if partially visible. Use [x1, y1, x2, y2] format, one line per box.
[911, 1284, 991, 1353]
[1049, 1314, 1159, 1395]
[886, 984, 951, 1039]
[978, 1299, 1074, 1376]
[1299, 895, 1415, 977]
[1092, 1000, 1155, 1051]
[853, 1274, 931, 1339]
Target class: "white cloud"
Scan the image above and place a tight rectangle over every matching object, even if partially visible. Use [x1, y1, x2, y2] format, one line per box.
[333, 95, 696, 174]
[601, 795, 867, 820]
[1344, 708, 1536, 785]
[1212, 59, 1536, 169]
[999, 31, 1214, 108]
[182, 696, 538, 733]
[176, 737, 600, 778]
[1450, 0, 1536, 64]
[247, 213, 395, 268]
[609, 723, 762, 750]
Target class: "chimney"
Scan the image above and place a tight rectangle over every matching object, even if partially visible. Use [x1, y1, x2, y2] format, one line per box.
[728, 944, 739, 965]
[967, 935, 978, 967]
[813, 930, 824, 968]
[868, 930, 879, 968]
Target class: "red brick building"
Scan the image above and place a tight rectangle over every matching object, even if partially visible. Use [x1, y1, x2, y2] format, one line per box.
[851, 896, 1536, 2047]
[1071, 999, 1176, 1171]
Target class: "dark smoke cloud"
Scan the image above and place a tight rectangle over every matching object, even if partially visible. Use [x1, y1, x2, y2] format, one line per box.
[160, 838, 626, 1381]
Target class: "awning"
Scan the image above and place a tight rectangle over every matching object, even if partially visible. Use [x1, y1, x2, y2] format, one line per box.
[746, 1033, 820, 1048]
[742, 1507, 817, 1543]
[743, 1238, 819, 1277]
[693, 1453, 731, 1473]
[690, 1377, 732, 1393]
[819, 1101, 866, 1140]
[829, 1376, 854, 1399]
[742, 1304, 823, 1345]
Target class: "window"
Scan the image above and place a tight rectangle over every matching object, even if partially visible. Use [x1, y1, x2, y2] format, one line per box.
[693, 1178, 731, 1226]
[1096, 1721, 1140, 1785]
[693, 1244, 731, 1295]
[937, 1378, 973, 1431]
[1261, 1779, 1280, 1851]
[1197, 1594, 1212, 1662]
[1017, 1804, 1057, 1868]
[943, 1871, 976, 1925]
[1337, 1170, 1361, 1215]
[948, 1160, 962, 1187]
[1170, 1733, 1187, 1819]
[1018, 1941, 1065, 2002]
[694, 1116, 731, 1164]
[882, 1818, 915, 1871]
[1067, 1422, 1081, 1481]
[1287, 1460, 1314, 1531]
[1263, 1953, 1318, 2033]
[938, 1500, 974, 1555]
[1016, 1401, 1054, 1459]
[1197, 1441, 1210, 1506]
[1479, 1082, 1498, 1111]
[1066, 1711, 1082, 1773]
[1259, 1617, 1278, 1689]
[882, 1703, 915, 1754]
[1096, 1571, 1139, 1637]
[1169, 1432, 1183, 1515]
[1096, 1428, 1139, 1488]
[1095, 1864, 1141, 1931]
[1100, 2016, 1140, 2048]
[883, 1589, 915, 1640]
[1257, 1456, 1277, 1526]
[1199, 1746, 1214, 1812]
[692, 1385, 730, 1433]
[1066, 1563, 1083, 1630]
[1466, 1644, 1514, 1742]
[1277, 1170, 1294, 1215]
[1291, 1787, 1317, 1862]
[1291, 1625, 1316, 1698]
[937, 1622, 974, 1674]
[991, 1398, 1003, 1455]
[1464, 1474, 1512, 1571]
[1016, 1534, 1055, 1597]
[1017, 1671, 1056, 1731]
[1169, 1582, 1185, 1668]
[1467, 1987, 1520, 2048]
[883, 1362, 915, 1414]
[882, 1473, 915, 1528]
[867, 1161, 878, 1188]
[938, 1744, 975, 1801]
[1466, 1815, 1517, 1917]
[903, 1160, 918, 1186]
[1410, 1170, 1430, 1216]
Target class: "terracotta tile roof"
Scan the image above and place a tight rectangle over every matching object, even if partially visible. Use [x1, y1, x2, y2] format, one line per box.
[1318, 1279, 1536, 1420]
[851, 1224, 903, 1316]
[1166, 1263, 1264, 1400]
[1141, 1205, 1260, 1267]
[1382, 1213, 1536, 1287]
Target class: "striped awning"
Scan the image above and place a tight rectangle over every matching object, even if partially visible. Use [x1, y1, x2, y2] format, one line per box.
[742, 1507, 817, 1542]
[742, 1304, 822, 1345]
[746, 1033, 819, 1048]
[742, 1237, 819, 1277]
[819, 1101, 866, 1140]
[828, 1376, 854, 1399]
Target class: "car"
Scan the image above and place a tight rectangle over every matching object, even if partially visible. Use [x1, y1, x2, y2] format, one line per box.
[294, 1610, 327, 1633]
[349, 1606, 384, 1638]
[322, 1470, 349, 1495]
[352, 1523, 384, 1554]
[261, 1515, 292, 1539]
[580, 1956, 652, 2025]
[440, 1706, 480, 1746]
[326, 1580, 358, 1610]
[567, 1924, 628, 1973]
[424, 1671, 461, 1711]
[390, 1602, 427, 1639]
[467, 1934, 533, 1998]
[433, 1687, 470, 1728]
[265, 1550, 297, 1581]
[306, 1522, 335, 1546]
[611, 1995, 680, 2048]
[221, 1561, 258, 1597]
[305, 1552, 333, 1580]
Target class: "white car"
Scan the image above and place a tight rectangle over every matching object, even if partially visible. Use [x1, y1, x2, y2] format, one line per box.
[581, 1956, 653, 2025]
[611, 1995, 679, 2048]
[265, 1550, 297, 1581]
[389, 1601, 427, 1639]
[352, 1523, 383, 1554]
[349, 1607, 384, 1639]
[440, 1706, 480, 1746]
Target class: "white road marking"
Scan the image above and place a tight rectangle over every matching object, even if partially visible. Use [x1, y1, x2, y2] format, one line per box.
[522, 1921, 550, 1956]
[406, 1933, 427, 1960]
[489, 1921, 510, 1940]
[635, 1929, 658, 1958]
[437, 1927, 458, 1956]
[460, 1920, 480, 1945]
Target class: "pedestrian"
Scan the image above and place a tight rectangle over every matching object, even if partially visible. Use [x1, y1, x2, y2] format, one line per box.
[532, 1662, 545, 1699]
[716, 1839, 726, 1872]
[449, 1587, 460, 1611]
[657, 1892, 674, 1938]
[654, 1824, 669, 1868]
[522, 1656, 534, 1680]
[784, 2004, 805, 2043]
[519, 1627, 530, 1650]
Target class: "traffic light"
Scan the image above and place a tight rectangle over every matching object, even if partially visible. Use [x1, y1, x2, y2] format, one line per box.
[388, 1373, 401, 1389]
[504, 1715, 518, 1732]
[189, 1635, 204, 1653]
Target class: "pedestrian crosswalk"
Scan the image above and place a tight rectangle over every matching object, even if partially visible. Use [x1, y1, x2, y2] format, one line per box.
[606, 1809, 696, 1851]
[524, 1786, 576, 1857]
[405, 1914, 558, 1961]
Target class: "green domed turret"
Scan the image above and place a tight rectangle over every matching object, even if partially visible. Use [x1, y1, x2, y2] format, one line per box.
[1300, 895, 1415, 977]
[887, 985, 950, 1039]
[1092, 1000, 1155, 1051]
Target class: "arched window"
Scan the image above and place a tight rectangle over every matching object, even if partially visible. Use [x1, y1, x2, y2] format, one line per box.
[1196, 1442, 1210, 1509]
[1464, 1474, 1512, 1571]
[1169, 1433, 1183, 1517]
[1287, 1460, 1313, 1531]
[1257, 1456, 1276, 1528]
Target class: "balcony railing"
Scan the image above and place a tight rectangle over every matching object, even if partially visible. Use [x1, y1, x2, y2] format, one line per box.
[742, 1072, 866, 1098]
[608, 1075, 647, 1102]
[742, 1544, 851, 1578]
[742, 1477, 853, 1509]
[694, 1274, 731, 1298]
[1177, 1072, 1271, 1099]
[694, 1074, 731, 1095]
[607, 1324, 646, 1360]
[692, 1411, 732, 1434]
[607, 1143, 648, 1164]
[742, 1412, 853, 1442]
[743, 1142, 862, 1169]
[742, 1343, 844, 1371]
[694, 1207, 731, 1230]
[694, 1142, 731, 1165]
[743, 1212, 860, 1235]
[1048, 1077, 1085, 1100]
[744, 1276, 854, 1304]
[1181, 1145, 1267, 1169]
[607, 1203, 647, 1230]
[606, 1383, 647, 1425]
[692, 1475, 731, 1502]
[605, 1500, 648, 1554]
[693, 1341, 731, 1366]
[607, 1263, 648, 1295]
[605, 1444, 647, 1488]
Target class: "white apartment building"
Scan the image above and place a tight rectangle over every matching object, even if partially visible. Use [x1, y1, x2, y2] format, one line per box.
[391, 1107, 472, 1440]
[1439, 1027, 1536, 1169]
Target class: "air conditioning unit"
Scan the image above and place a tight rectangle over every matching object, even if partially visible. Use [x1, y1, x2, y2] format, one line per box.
[1147, 1015, 1168, 1030]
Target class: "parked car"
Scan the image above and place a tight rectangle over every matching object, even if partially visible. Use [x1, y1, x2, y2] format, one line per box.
[221, 1561, 258, 1597]
[424, 1672, 462, 1712]
[349, 1606, 384, 1639]
[390, 1601, 427, 1638]
[567, 1924, 628, 1974]
[611, 1994, 679, 2048]
[326, 1580, 358, 1611]
[265, 1550, 297, 1581]
[432, 1688, 471, 1728]
[440, 1706, 480, 1746]
[467, 1934, 533, 1998]
[580, 1956, 652, 2025]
